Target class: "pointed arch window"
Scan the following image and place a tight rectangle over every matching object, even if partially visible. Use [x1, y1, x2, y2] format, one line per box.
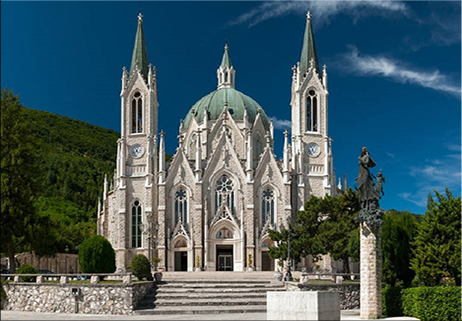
[174, 189, 188, 226]
[215, 175, 235, 214]
[131, 92, 143, 133]
[261, 188, 275, 226]
[131, 200, 142, 248]
[306, 90, 318, 132]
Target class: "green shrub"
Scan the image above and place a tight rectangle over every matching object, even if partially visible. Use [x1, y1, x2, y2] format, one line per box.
[382, 285, 403, 317]
[0, 282, 6, 305]
[78, 235, 116, 274]
[131, 254, 152, 281]
[16, 264, 37, 282]
[402, 286, 461, 321]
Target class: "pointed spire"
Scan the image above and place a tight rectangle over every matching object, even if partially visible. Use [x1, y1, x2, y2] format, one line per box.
[221, 43, 232, 68]
[195, 130, 202, 181]
[283, 130, 290, 183]
[130, 12, 149, 80]
[158, 130, 166, 184]
[300, 11, 320, 75]
[217, 43, 235, 89]
[246, 131, 254, 181]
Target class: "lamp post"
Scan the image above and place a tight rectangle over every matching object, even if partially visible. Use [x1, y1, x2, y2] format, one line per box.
[141, 220, 152, 269]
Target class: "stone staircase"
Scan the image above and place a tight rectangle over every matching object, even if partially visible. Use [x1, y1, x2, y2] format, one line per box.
[134, 272, 286, 315]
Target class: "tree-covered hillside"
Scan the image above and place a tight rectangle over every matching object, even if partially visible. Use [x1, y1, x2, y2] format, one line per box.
[22, 107, 119, 253]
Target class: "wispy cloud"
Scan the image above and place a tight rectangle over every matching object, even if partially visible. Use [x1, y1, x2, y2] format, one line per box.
[270, 117, 291, 130]
[399, 145, 461, 208]
[404, 2, 461, 50]
[340, 46, 461, 97]
[227, 1, 409, 27]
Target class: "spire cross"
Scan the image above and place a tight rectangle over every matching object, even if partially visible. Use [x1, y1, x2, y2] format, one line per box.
[138, 12, 143, 22]
[306, 11, 311, 20]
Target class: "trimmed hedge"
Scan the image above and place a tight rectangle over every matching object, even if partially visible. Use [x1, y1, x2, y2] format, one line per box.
[131, 254, 152, 281]
[382, 285, 403, 317]
[402, 286, 461, 321]
[78, 235, 116, 274]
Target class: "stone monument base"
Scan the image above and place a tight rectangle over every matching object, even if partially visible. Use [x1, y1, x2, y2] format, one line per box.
[267, 291, 340, 320]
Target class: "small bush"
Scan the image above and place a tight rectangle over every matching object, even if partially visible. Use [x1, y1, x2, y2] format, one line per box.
[16, 264, 37, 282]
[78, 235, 116, 274]
[382, 285, 403, 317]
[402, 286, 461, 321]
[131, 254, 152, 281]
[0, 282, 6, 303]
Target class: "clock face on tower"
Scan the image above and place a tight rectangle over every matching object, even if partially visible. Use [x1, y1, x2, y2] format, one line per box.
[306, 142, 320, 157]
[130, 144, 144, 158]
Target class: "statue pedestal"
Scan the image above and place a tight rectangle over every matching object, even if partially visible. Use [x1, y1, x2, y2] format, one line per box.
[360, 222, 382, 319]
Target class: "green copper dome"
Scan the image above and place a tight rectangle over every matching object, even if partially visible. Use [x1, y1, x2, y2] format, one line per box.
[183, 87, 270, 131]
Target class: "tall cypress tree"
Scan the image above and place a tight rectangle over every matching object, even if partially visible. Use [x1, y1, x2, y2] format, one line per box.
[411, 188, 461, 286]
[382, 210, 417, 287]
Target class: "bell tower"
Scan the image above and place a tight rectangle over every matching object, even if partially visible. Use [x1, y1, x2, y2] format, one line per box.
[111, 12, 159, 271]
[291, 11, 335, 206]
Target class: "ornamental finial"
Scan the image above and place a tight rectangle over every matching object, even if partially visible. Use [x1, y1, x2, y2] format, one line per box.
[138, 11, 143, 22]
[306, 11, 311, 20]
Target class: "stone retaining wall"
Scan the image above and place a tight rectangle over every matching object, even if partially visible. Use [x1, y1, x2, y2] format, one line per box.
[286, 282, 360, 310]
[3, 281, 154, 315]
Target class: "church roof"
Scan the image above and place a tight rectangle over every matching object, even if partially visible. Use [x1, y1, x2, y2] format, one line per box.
[183, 45, 270, 131]
[300, 12, 320, 74]
[183, 87, 270, 131]
[130, 13, 149, 80]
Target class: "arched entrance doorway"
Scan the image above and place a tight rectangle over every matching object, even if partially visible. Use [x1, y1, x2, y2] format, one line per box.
[260, 238, 275, 271]
[173, 238, 189, 271]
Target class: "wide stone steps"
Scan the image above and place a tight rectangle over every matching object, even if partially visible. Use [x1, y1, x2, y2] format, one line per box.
[134, 276, 285, 315]
[155, 292, 271, 299]
[135, 304, 268, 315]
[155, 297, 267, 306]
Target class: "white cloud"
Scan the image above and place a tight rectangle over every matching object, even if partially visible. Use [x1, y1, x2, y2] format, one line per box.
[340, 47, 461, 97]
[399, 148, 461, 208]
[270, 117, 291, 130]
[227, 1, 409, 27]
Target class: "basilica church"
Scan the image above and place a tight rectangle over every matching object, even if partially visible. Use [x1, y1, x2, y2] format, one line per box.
[97, 12, 341, 272]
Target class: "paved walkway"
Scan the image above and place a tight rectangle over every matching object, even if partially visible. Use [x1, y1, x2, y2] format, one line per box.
[1, 310, 419, 320]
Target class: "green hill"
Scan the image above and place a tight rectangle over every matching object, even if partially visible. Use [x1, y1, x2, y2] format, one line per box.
[22, 107, 119, 253]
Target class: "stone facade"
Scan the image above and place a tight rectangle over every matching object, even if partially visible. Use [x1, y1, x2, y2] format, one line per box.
[3, 281, 153, 315]
[97, 13, 341, 273]
[360, 222, 382, 319]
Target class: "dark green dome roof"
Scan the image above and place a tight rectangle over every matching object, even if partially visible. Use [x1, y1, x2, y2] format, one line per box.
[183, 87, 270, 130]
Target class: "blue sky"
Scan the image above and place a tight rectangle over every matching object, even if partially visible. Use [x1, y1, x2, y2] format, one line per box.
[1, 1, 460, 215]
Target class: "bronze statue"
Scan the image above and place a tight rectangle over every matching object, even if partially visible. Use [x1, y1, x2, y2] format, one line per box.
[355, 147, 384, 227]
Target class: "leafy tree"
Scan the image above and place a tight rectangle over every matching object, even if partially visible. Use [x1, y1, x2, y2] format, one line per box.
[131, 254, 152, 281]
[1, 89, 57, 272]
[268, 194, 325, 265]
[313, 188, 361, 273]
[268, 189, 360, 272]
[410, 188, 461, 286]
[382, 210, 418, 287]
[78, 235, 116, 273]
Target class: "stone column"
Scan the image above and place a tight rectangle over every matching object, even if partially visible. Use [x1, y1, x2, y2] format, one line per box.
[360, 222, 382, 319]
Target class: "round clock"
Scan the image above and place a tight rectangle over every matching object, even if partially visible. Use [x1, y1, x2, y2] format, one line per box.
[306, 142, 320, 157]
[131, 144, 144, 158]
